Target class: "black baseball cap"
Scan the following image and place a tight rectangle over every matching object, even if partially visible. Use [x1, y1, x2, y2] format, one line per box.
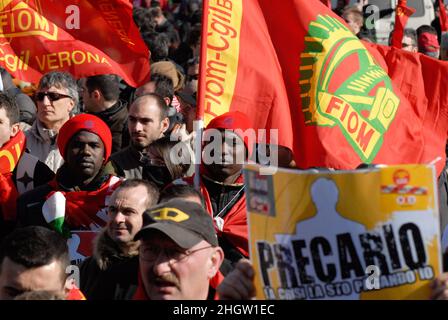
[134, 199, 218, 248]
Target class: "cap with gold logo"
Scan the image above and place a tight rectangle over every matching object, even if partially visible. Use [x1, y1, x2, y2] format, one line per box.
[134, 199, 219, 248]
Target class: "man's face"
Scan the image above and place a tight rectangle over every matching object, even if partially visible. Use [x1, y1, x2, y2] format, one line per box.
[0, 108, 18, 148]
[402, 36, 417, 53]
[65, 131, 105, 181]
[106, 185, 149, 244]
[203, 130, 246, 179]
[36, 85, 74, 129]
[0, 258, 65, 300]
[128, 97, 168, 150]
[140, 234, 220, 300]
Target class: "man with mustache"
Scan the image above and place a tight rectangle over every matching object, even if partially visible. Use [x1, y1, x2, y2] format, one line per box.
[133, 199, 224, 300]
[18, 114, 122, 263]
[79, 179, 159, 300]
[110, 93, 170, 179]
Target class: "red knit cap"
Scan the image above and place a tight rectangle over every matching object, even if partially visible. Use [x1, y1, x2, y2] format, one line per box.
[57, 114, 112, 162]
[205, 111, 254, 157]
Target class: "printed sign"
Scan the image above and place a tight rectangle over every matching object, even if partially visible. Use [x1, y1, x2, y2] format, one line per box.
[245, 164, 441, 300]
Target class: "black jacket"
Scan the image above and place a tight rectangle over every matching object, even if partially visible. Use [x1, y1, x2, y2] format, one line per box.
[89, 100, 129, 154]
[0, 152, 54, 242]
[79, 230, 139, 300]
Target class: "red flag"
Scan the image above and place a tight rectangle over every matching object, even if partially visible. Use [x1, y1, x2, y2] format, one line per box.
[391, 0, 416, 49]
[439, 0, 448, 32]
[197, 0, 294, 149]
[0, 0, 150, 87]
[199, 0, 448, 175]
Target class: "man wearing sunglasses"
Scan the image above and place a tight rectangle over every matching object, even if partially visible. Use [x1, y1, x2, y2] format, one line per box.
[24, 71, 78, 173]
[133, 199, 224, 300]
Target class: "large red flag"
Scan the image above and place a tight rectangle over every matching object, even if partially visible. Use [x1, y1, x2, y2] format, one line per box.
[199, 0, 448, 175]
[197, 0, 294, 149]
[0, 0, 150, 87]
[391, 0, 416, 49]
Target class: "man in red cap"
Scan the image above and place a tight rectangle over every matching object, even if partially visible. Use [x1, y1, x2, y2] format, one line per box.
[172, 111, 254, 276]
[18, 114, 122, 264]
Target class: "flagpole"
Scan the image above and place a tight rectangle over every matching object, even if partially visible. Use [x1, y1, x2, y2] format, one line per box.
[391, 0, 415, 49]
[194, 0, 210, 190]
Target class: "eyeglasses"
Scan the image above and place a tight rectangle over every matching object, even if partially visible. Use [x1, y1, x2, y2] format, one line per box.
[35, 91, 73, 102]
[140, 245, 213, 263]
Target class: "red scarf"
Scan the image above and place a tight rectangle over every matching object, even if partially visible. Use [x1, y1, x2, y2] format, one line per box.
[0, 131, 25, 221]
[183, 167, 249, 257]
[45, 175, 122, 232]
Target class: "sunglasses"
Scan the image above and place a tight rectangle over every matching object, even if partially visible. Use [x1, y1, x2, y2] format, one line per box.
[35, 91, 73, 102]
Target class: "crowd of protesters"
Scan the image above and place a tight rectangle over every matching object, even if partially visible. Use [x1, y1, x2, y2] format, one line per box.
[0, 0, 448, 300]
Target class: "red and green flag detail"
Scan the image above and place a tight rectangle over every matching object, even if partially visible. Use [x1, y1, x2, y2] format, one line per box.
[199, 0, 448, 174]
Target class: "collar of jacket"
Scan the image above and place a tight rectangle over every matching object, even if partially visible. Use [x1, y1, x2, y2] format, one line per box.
[126, 144, 148, 165]
[31, 119, 58, 143]
[201, 170, 245, 187]
[94, 229, 139, 271]
[89, 100, 126, 120]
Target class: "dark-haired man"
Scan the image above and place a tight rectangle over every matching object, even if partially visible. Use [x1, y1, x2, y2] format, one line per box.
[0, 226, 70, 300]
[80, 179, 159, 300]
[81, 75, 129, 153]
[110, 94, 170, 179]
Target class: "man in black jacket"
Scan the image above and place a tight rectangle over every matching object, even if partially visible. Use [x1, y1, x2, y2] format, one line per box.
[81, 74, 129, 153]
[79, 179, 159, 300]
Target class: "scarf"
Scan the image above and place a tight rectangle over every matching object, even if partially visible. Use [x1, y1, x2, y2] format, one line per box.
[0, 131, 25, 221]
[43, 169, 122, 238]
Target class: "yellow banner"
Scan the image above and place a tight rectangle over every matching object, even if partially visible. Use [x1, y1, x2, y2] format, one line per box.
[244, 164, 441, 300]
[202, 0, 242, 125]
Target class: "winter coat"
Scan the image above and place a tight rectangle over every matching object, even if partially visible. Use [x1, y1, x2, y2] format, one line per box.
[79, 230, 139, 300]
[24, 120, 64, 173]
